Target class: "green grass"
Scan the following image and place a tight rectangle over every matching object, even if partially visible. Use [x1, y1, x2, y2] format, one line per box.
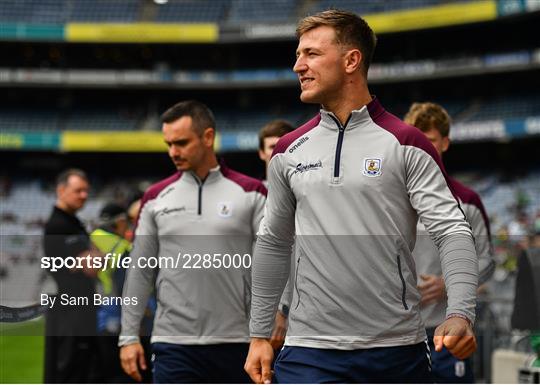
[0, 318, 44, 383]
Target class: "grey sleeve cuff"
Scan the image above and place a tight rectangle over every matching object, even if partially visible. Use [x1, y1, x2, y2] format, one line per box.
[118, 335, 140, 347]
[438, 233, 478, 325]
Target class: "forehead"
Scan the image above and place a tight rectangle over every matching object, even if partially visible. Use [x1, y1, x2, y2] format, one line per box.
[263, 136, 280, 147]
[423, 127, 443, 139]
[65, 175, 88, 189]
[162, 116, 196, 138]
[297, 25, 338, 50]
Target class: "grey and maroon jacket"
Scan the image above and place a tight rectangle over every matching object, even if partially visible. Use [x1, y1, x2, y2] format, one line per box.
[415, 177, 494, 328]
[250, 97, 478, 350]
[120, 164, 266, 346]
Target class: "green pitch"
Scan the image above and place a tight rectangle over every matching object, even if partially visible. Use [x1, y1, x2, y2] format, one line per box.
[0, 318, 44, 383]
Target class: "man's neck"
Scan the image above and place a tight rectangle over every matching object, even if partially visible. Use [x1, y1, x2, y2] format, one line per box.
[192, 154, 219, 181]
[323, 81, 372, 126]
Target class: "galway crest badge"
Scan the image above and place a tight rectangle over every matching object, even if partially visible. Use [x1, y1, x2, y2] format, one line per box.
[362, 158, 382, 177]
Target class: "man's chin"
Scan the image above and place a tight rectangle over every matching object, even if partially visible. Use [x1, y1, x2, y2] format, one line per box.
[299, 92, 319, 104]
[71, 203, 86, 212]
[174, 164, 188, 171]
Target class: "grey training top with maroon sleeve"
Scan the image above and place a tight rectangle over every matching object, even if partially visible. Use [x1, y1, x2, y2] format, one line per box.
[415, 177, 494, 328]
[119, 164, 266, 346]
[250, 97, 478, 350]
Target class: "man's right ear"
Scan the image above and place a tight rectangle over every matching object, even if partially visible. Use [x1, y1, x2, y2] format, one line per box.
[344, 49, 362, 74]
[202, 127, 215, 147]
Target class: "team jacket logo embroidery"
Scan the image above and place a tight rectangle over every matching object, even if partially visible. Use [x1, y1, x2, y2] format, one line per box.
[293, 160, 323, 174]
[288, 136, 309, 153]
[159, 186, 175, 198]
[363, 158, 382, 177]
[158, 206, 186, 216]
[217, 202, 233, 217]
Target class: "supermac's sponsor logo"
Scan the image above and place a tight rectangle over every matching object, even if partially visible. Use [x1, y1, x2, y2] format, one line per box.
[293, 160, 323, 174]
[362, 158, 382, 177]
[158, 206, 186, 216]
[288, 136, 309, 153]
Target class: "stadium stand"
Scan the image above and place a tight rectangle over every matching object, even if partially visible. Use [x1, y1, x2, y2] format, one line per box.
[0, 0, 65, 24]
[156, 0, 230, 23]
[0, 0, 140, 23]
[0, 0, 488, 24]
[69, 0, 140, 22]
[293, 0, 471, 18]
[1, 96, 538, 132]
[0, 110, 61, 132]
[463, 96, 540, 122]
[227, 0, 298, 23]
[66, 108, 141, 131]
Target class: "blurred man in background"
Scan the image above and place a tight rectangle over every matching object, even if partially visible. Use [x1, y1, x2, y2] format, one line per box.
[119, 100, 266, 383]
[43, 168, 101, 383]
[404, 102, 495, 383]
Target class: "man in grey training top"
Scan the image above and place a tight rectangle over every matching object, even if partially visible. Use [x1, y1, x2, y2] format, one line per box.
[245, 9, 478, 384]
[405, 102, 495, 383]
[119, 100, 266, 383]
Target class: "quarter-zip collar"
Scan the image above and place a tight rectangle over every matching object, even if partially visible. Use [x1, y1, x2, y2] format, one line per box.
[319, 96, 382, 131]
[184, 165, 222, 186]
[183, 164, 222, 216]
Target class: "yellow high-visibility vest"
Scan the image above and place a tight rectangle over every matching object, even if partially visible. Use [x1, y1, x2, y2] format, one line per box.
[90, 228, 131, 295]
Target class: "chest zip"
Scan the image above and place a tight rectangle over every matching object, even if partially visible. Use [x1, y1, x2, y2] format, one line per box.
[192, 174, 206, 215]
[329, 114, 351, 185]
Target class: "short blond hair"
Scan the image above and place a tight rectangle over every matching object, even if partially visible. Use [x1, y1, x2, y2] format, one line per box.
[297, 9, 377, 75]
[404, 102, 451, 137]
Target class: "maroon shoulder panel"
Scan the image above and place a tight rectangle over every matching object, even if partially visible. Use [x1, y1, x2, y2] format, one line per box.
[367, 97, 462, 204]
[221, 165, 267, 197]
[136, 172, 182, 228]
[272, 113, 321, 157]
[367, 98, 446, 171]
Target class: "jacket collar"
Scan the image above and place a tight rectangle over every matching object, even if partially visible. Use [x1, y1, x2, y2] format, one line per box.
[319, 96, 384, 131]
[185, 164, 222, 186]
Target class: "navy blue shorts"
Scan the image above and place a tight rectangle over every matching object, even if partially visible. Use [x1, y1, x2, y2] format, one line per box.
[427, 334, 474, 383]
[274, 342, 432, 383]
[152, 342, 251, 383]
